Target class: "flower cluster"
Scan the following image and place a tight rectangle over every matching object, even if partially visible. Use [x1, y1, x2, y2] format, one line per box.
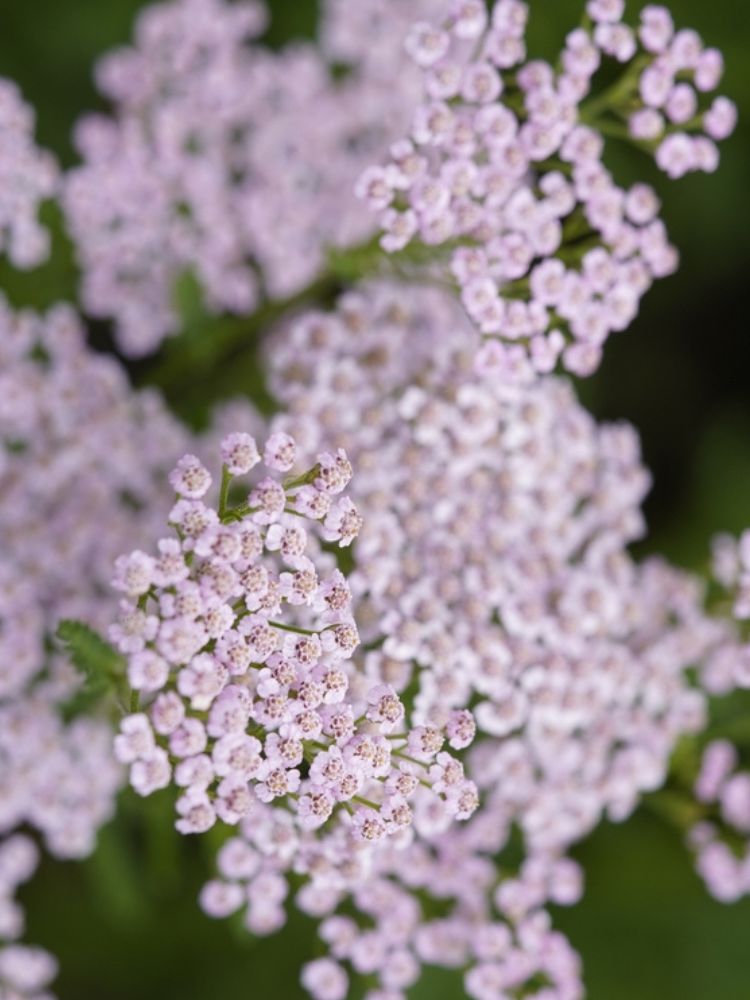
[0, 80, 58, 269]
[303, 853, 585, 1000]
[0, 836, 57, 1000]
[677, 533, 750, 902]
[320, 0, 444, 80]
[0, 691, 121, 860]
[628, 7, 737, 171]
[270, 283, 719, 836]
[0, 296, 187, 702]
[205, 795, 587, 1000]
[693, 532, 750, 696]
[0, 292, 263, 993]
[263, 281, 736, 996]
[64, 0, 420, 355]
[357, 0, 736, 378]
[0, 0, 742, 998]
[113, 436, 477, 852]
[688, 741, 750, 902]
[0, 287, 267, 995]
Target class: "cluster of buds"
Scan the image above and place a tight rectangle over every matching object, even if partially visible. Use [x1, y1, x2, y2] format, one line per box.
[112, 435, 477, 850]
[358, 0, 736, 379]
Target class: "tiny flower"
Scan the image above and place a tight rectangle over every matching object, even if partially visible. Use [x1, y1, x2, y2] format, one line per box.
[112, 550, 154, 597]
[292, 485, 332, 519]
[323, 497, 363, 546]
[128, 649, 170, 693]
[446, 709, 476, 749]
[351, 808, 387, 842]
[153, 537, 190, 587]
[301, 958, 349, 1000]
[200, 880, 245, 918]
[176, 788, 216, 834]
[405, 23, 451, 68]
[249, 478, 286, 523]
[264, 432, 297, 472]
[114, 713, 154, 763]
[221, 432, 260, 475]
[130, 748, 171, 796]
[169, 454, 212, 499]
[315, 450, 353, 495]
[366, 684, 405, 732]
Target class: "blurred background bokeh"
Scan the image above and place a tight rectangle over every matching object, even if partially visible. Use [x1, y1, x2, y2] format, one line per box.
[1, 0, 749, 996]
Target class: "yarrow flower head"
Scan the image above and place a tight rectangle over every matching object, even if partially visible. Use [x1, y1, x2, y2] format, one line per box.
[270, 282, 726, 847]
[0, 295, 202, 859]
[264, 281, 741, 997]
[113, 434, 475, 866]
[63, 0, 422, 356]
[0, 2, 741, 998]
[357, 0, 736, 379]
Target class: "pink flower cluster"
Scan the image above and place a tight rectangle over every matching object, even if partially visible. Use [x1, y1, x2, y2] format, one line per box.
[260, 281, 740, 996]
[0, 692, 120, 860]
[64, 0, 419, 355]
[0, 836, 57, 1000]
[357, 0, 736, 378]
[688, 741, 750, 902]
[270, 283, 720, 837]
[694, 532, 750, 696]
[0, 80, 58, 269]
[0, 296, 186, 702]
[629, 7, 737, 173]
[0, 295, 199, 864]
[0, 1, 742, 997]
[204, 796, 586, 999]
[680, 533, 750, 902]
[321, 0, 447, 80]
[113, 437, 477, 848]
[303, 850, 585, 1000]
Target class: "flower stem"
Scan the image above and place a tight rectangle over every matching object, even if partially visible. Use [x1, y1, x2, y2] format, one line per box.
[218, 465, 232, 519]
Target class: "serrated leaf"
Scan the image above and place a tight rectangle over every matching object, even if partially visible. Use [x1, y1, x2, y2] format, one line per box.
[56, 619, 125, 718]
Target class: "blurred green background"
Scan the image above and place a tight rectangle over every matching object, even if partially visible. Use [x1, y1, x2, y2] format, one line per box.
[1, 0, 749, 996]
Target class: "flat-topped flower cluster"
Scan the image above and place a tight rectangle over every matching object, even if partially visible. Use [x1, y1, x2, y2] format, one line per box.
[0, 1, 744, 998]
[64, 0, 422, 355]
[357, 0, 737, 379]
[261, 280, 745, 998]
[113, 437, 478, 851]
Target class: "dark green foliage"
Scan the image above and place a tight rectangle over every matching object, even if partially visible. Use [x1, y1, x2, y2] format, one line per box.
[56, 618, 124, 717]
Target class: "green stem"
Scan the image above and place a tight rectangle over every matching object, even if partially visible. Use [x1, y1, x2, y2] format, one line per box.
[139, 272, 340, 394]
[642, 788, 706, 833]
[283, 465, 321, 491]
[220, 502, 257, 524]
[393, 749, 429, 769]
[218, 465, 232, 519]
[352, 795, 381, 811]
[268, 621, 319, 637]
[578, 54, 652, 124]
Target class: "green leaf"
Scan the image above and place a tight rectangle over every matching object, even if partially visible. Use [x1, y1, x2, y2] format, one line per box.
[56, 618, 125, 717]
[172, 267, 207, 334]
